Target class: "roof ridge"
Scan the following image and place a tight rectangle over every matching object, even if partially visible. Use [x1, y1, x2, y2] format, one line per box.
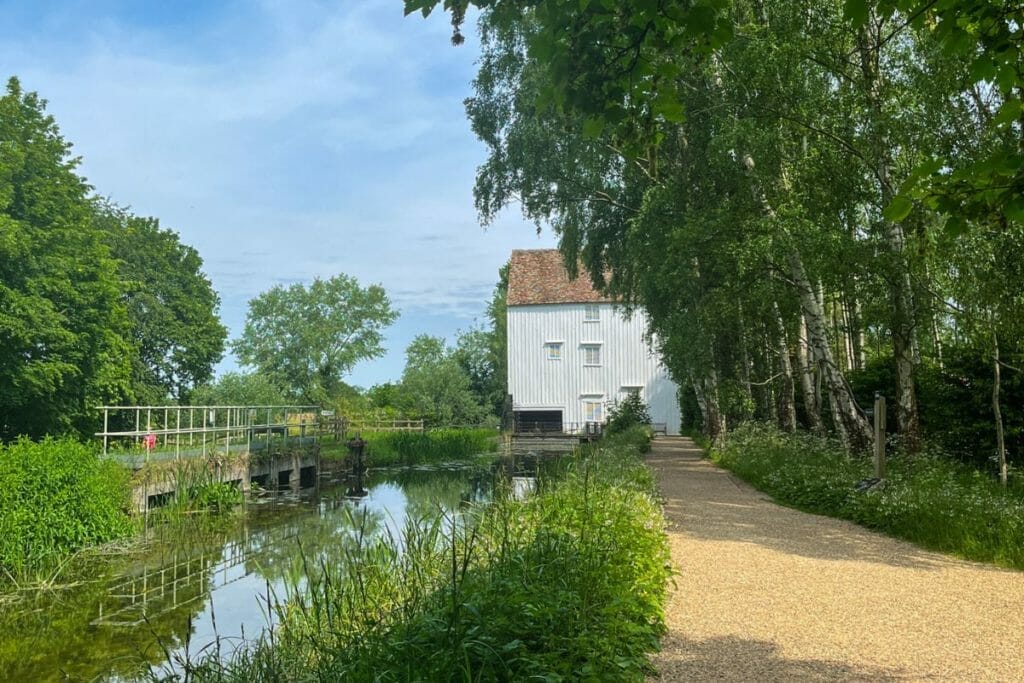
[506, 249, 613, 306]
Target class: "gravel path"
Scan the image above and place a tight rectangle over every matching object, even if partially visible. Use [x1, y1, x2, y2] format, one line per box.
[647, 436, 1024, 682]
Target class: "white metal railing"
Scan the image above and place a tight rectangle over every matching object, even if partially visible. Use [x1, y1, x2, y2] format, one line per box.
[95, 405, 320, 460]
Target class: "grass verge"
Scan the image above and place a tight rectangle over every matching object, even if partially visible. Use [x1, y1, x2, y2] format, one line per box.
[712, 423, 1024, 569]
[169, 429, 671, 681]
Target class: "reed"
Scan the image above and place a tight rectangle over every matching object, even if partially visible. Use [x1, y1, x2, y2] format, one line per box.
[164, 430, 670, 681]
[321, 427, 499, 466]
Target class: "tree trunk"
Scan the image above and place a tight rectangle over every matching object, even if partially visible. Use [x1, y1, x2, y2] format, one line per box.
[857, 12, 921, 450]
[692, 377, 708, 429]
[932, 308, 944, 369]
[850, 296, 867, 370]
[742, 151, 870, 449]
[773, 302, 797, 431]
[842, 296, 857, 371]
[763, 330, 776, 420]
[993, 326, 1008, 487]
[738, 305, 755, 410]
[797, 312, 825, 433]
[693, 371, 726, 442]
[831, 294, 851, 372]
[787, 248, 874, 451]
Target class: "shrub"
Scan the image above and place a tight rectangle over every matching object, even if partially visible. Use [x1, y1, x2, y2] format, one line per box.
[0, 438, 133, 579]
[848, 350, 1024, 472]
[713, 423, 1024, 569]
[190, 481, 244, 513]
[605, 392, 652, 435]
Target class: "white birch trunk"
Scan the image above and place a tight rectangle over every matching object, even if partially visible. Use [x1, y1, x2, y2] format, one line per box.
[797, 313, 825, 433]
[787, 248, 874, 451]
[773, 302, 797, 431]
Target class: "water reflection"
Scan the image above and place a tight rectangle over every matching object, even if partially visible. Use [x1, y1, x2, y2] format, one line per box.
[0, 451, 558, 682]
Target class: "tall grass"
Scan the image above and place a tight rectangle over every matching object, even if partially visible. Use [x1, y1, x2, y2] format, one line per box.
[713, 422, 1024, 569]
[166, 431, 671, 681]
[322, 427, 499, 466]
[0, 438, 133, 581]
[137, 455, 245, 520]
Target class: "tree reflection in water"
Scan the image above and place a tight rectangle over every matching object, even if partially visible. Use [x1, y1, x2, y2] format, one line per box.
[0, 454, 535, 682]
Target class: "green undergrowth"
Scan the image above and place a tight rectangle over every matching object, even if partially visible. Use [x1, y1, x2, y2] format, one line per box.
[0, 438, 133, 582]
[171, 430, 671, 681]
[323, 427, 499, 466]
[713, 423, 1024, 569]
[139, 457, 246, 521]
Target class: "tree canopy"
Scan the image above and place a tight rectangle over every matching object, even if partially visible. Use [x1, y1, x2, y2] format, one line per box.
[411, 0, 1024, 481]
[0, 78, 133, 439]
[95, 202, 227, 404]
[232, 274, 399, 404]
[0, 77, 228, 439]
[398, 334, 486, 426]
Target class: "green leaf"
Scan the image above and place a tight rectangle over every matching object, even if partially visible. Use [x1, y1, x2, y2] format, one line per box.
[968, 58, 996, 84]
[1005, 197, 1024, 226]
[882, 196, 914, 222]
[943, 215, 969, 237]
[993, 99, 1022, 127]
[843, 0, 869, 26]
[581, 116, 606, 139]
[685, 4, 717, 34]
[654, 99, 686, 123]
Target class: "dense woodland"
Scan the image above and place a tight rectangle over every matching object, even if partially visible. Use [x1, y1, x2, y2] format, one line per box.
[410, 0, 1024, 480]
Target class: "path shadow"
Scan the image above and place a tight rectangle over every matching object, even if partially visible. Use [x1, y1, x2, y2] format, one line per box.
[647, 439, 962, 572]
[651, 634, 904, 681]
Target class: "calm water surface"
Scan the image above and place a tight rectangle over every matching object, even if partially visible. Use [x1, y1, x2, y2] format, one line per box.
[0, 452, 547, 682]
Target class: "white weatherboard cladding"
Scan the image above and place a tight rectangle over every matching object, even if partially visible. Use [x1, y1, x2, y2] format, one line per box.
[507, 303, 681, 434]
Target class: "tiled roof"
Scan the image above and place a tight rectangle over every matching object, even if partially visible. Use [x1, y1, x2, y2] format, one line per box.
[506, 249, 613, 306]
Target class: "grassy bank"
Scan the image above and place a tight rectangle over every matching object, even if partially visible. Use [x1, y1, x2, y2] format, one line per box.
[323, 427, 499, 466]
[175, 428, 671, 681]
[713, 423, 1024, 569]
[0, 438, 133, 582]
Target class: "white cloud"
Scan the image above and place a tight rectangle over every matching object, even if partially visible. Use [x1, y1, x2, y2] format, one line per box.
[1, 0, 557, 384]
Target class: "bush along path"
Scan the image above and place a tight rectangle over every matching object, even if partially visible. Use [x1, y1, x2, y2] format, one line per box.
[648, 436, 1024, 682]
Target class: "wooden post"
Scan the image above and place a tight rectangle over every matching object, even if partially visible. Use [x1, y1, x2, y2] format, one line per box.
[103, 408, 109, 455]
[873, 393, 886, 479]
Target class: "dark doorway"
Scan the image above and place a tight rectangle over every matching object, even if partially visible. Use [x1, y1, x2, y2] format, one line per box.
[514, 410, 563, 433]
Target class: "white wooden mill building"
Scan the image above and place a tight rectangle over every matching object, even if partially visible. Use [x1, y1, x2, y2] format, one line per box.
[506, 249, 681, 435]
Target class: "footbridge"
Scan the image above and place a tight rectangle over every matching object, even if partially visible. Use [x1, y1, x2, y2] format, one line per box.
[96, 405, 322, 512]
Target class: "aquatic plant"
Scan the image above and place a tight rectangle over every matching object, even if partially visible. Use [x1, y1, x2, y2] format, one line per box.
[0, 438, 133, 581]
[139, 454, 246, 520]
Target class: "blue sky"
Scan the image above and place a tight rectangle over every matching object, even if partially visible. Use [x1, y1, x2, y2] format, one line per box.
[0, 0, 557, 388]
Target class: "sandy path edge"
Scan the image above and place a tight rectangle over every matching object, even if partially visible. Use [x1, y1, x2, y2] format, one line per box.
[646, 436, 1024, 682]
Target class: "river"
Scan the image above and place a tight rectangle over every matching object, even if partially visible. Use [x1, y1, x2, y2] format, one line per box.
[0, 451, 544, 681]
